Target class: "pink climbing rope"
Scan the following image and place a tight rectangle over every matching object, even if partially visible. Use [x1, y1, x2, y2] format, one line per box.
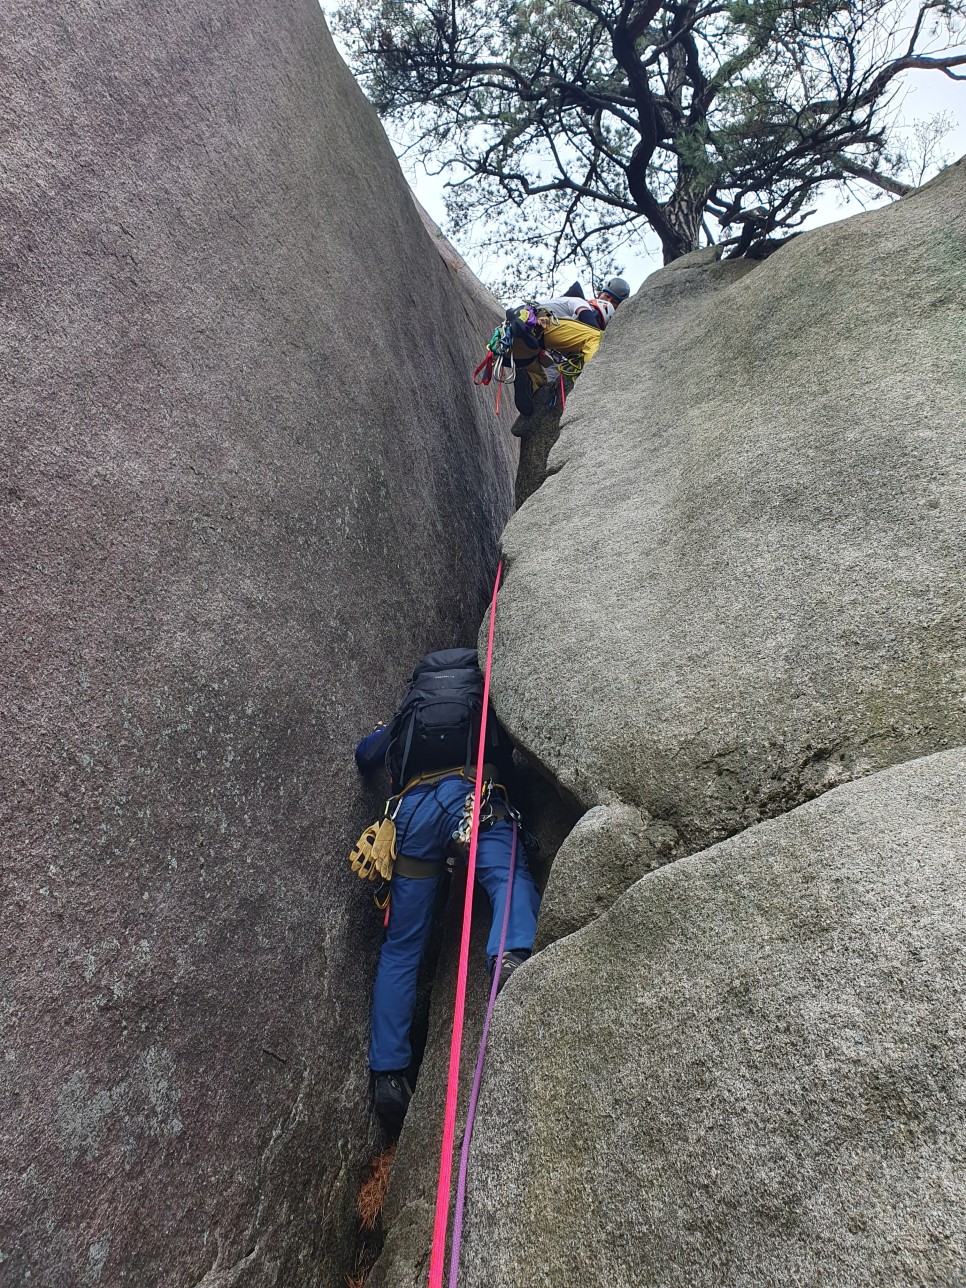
[447, 820, 517, 1287]
[427, 560, 503, 1288]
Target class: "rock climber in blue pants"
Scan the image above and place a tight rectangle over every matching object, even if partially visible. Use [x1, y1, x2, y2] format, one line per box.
[354, 648, 541, 1133]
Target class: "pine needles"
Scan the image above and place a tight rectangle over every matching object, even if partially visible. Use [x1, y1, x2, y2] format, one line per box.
[346, 1144, 397, 1286]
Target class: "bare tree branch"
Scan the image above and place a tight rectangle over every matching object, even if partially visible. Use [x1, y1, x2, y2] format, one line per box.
[837, 157, 914, 196]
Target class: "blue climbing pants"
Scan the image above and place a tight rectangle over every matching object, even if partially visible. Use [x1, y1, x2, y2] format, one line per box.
[368, 775, 541, 1073]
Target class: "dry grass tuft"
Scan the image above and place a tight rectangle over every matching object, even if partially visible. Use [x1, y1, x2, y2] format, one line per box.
[357, 1144, 396, 1231]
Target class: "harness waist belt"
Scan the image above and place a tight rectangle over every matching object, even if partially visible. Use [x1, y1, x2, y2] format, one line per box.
[399, 766, 468, 794]
[398, 762, 502, 795]
[395, 854, 446, 880]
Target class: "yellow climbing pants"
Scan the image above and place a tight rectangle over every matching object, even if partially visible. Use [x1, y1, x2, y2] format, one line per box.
[511, 316, 604, 391]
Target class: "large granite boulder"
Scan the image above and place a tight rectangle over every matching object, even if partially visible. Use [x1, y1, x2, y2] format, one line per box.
[0, 3, 514, 1285]
[492, 158, 966, 854]
[533, 801, 680, 949]
[460, 747, 966, 1287]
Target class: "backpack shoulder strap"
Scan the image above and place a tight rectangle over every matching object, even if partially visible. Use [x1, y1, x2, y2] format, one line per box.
[397, 712, 417, 791]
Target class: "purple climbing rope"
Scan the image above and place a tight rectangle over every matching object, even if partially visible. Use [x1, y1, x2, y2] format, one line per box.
[447, 820, 518, 1288]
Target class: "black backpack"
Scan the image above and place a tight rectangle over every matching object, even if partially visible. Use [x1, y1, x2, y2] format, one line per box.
[386, 648, 485, 787]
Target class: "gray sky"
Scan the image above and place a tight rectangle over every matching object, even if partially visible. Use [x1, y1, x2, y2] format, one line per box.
[323, 2, 965, 293]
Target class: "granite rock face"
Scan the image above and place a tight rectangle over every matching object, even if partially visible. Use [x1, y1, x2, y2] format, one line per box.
[493, 159, 966, 854]
[368, 163, 966, 1287]
[460, 749, 966, 1287]
[0, 4, 513, 1285]
[531, 802, 678, 949]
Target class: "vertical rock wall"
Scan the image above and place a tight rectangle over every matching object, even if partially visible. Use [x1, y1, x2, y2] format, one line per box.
[461, 160, 966, 1285]
[0, 3, 514, 1284]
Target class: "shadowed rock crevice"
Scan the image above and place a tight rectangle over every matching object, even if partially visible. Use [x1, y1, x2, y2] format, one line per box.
[512, 381, 570, 508]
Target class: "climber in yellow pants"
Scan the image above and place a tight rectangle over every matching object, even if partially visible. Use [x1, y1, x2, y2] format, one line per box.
[511, 306, 612, 416]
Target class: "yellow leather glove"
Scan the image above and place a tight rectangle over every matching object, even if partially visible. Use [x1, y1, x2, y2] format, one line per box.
[349, 818, 397, 882]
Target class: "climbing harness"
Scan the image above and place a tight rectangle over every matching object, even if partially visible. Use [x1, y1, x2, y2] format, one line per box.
[349, 768, 471, 898]
[451, 777, 511, 850]
[427, 561, 505, 1288]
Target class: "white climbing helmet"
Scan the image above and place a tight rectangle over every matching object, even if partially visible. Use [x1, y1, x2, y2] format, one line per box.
[590, 298, 616, 328]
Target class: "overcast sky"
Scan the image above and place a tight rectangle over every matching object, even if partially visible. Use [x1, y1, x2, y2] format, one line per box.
[322, 2, 965, 294]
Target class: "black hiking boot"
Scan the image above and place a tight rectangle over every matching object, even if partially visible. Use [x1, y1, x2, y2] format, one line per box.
[513, 366, 534, 417]
[493, 949, 531, 993]
[372, 1070, 412, 1135]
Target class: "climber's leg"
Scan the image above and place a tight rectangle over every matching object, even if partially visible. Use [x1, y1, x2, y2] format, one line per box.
[474, 821, 541, 960]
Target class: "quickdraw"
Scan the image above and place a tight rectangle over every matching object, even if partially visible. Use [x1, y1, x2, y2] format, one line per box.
[547, 372, 566, 412]
[472, 351, 494, 386]
[450, 780, 518, 867]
